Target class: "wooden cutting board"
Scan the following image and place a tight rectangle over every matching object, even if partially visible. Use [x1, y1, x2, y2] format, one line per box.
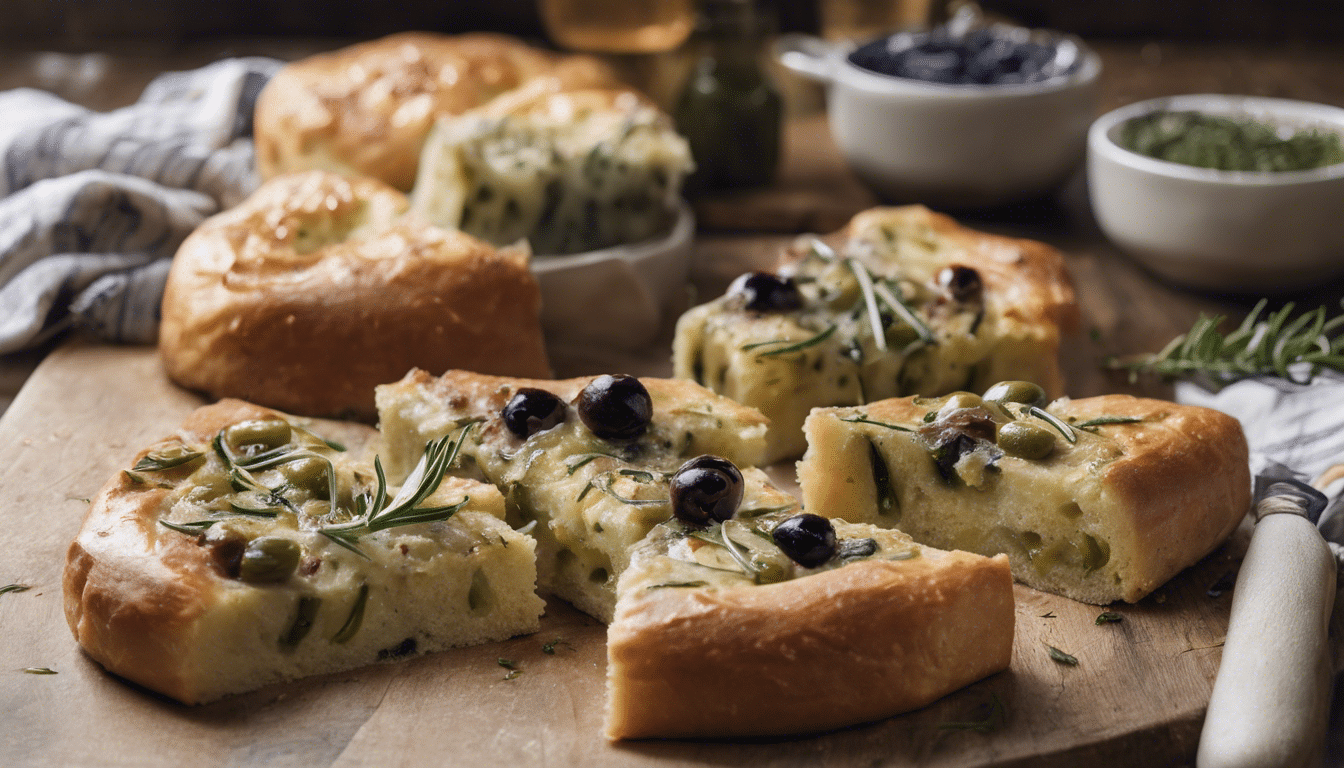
[0, 341, 1244, 768]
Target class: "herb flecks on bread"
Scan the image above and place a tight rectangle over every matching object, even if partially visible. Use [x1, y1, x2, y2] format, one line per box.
[798, 383, 1252, 604]
[673, 205, 1078, 462]
[63, 400, 543, 705]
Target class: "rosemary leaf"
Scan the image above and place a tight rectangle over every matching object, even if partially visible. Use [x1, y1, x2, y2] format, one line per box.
[841, 415, 913, 432]
[1, 584, 31, 595]
[1096, 611, 1124, 625]
[158, 519, 215, 535]
[1073, 416, 1142, 430]
[750, 325, 838, 358]
[332, 583, 369, 644]
[1027, 406, 1077, 444]
[23, 667, 57, 675]
[847, 258, 889, 352]
[647, 581, 709, 590]
[872, 280, 937, 345]
[133, 447, 204, 472]
[1046, 644, 1079, 666]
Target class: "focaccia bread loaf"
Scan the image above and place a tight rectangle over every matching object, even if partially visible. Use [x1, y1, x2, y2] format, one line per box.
[159, 170, 551, 421]
[674, 205, 1079, 462]
[606, 516, 1014, 739]
[375, 368, 779, 622]
[797, 385, 1251, 604]
[63, 399, 543, 705]
[254, 32, 620, 191]
[410, 87, 692, 254]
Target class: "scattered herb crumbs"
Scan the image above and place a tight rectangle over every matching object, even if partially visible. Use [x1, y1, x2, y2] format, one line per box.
[1046, 644, 1079, 666]
[498, 658, 522, 680]
[541, 638, 572, 655]
[23, 667, 57, 675]
[1096, 612, 1124, 625]
[937, 692, 1007, 733]
[1, 584, 31, 595]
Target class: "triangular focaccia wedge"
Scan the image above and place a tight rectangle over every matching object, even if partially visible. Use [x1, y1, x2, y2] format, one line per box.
[605, 515, 1014, 740]
[63, 399, 543, 704]
[798, 386, 1251, 604]
[673, 206, 1079, 462]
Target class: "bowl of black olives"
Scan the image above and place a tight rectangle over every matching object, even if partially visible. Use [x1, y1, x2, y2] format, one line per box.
[777, 10, 1100, 208]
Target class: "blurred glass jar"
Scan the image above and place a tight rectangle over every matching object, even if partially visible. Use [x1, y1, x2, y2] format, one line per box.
[540, 0, 697, 53]
[674, 0, 782, 192]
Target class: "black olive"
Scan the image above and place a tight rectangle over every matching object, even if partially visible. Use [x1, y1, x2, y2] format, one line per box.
[576, 374, 652, 441]
[502, 387, 567, 439]
[772, 514, 838, 568]
[938, 265, 982, 302]
[669, 455, 744, 526]
[728, 272, 804, 313]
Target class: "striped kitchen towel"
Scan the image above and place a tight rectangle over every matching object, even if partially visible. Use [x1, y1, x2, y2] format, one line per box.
[0, 56, 282, 354]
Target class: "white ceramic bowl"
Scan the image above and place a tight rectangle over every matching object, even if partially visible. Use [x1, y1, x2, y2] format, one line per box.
[777, 31, 1101, 208]
[531, 202, 694, 350]
[1088, 95, 1344, 293]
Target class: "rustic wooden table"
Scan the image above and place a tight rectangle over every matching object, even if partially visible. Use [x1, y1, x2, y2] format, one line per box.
[0, 36, 1341, 768]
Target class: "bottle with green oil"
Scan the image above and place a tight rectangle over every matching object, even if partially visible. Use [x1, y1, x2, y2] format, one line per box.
[674, 0, 782, 193]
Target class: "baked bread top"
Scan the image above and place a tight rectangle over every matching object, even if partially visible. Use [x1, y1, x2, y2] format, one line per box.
[159, 170, 551, 421]
[63, 399, 543, 704]
[605, 515, 1014, 739]
[376, 369, 778, 622]
[673, 205, 1079, 461]
[254, 32, 620, 191]
[409, 86, 692, 254]
[798, 386, 1251, 603]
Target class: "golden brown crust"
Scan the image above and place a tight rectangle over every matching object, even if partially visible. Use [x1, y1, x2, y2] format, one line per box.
[159, 171, 551, 421]
[604, 549, 1014, 739]
[823, 393, 1249, 603]
[254, 32, 620, 190]
[63, 400, 283, 703]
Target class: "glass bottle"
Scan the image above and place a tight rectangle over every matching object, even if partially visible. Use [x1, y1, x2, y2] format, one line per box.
[674, 0, 783, 193]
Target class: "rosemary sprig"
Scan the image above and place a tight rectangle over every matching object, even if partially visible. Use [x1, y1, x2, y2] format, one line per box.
[872, 280, 936, 345]
[1109, 299, 1344, 388]
[847, 258, 889, 352]
[320, 427, 473, 555]
[745, 325, 838, 357]
[1027, 406, 1077, 444]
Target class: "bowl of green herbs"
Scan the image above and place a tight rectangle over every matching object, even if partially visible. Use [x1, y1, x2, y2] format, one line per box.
[1087, 94, 1344, 292]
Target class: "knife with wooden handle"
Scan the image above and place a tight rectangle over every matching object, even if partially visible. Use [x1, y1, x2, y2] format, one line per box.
[1197, 480, 1337, 768]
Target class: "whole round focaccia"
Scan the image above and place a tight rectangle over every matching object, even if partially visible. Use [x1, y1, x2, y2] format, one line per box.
[159, 170, 551, 421]
[254, 32, 620, 191]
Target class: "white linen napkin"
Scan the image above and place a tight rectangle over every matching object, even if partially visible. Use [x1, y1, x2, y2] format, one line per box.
[0, 57, 282, 354]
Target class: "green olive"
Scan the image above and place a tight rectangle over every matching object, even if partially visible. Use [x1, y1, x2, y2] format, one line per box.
[940, 392, 983, 411]
[226, 419, 292, 453]
[885, 323, 921, 349]
[282, 457, 331, 499]
[238, 537, 301, 583]
[983, 381, 1047, 408]
[997, 421, 1056, 459]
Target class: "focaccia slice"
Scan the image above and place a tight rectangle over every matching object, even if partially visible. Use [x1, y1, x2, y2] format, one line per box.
[674, 206, 1078, 462]
[410, 88, 693, 254]
[797, 385, 1251, 604]
[605, 514, 1014, 739]
[375, 369, 783, 622]
[63, 399, 542, 704]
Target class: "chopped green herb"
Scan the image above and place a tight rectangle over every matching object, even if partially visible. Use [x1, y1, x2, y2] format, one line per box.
[1074, 416, 1143, 430]
[1, 584, 31, 595]
[647, 580, 709, 590]
[23, 667, 57, 675]
[745, 325, 838, 357]
[498, 658, 523, 680]
[1096, 611, 1124, 625]
[541, 638, 573, 655]
[1117, 110, 1344, 172]
[937, 692, 1007, 733]
[132, 447, 204, 472]
[1046, 644, 1079, 666]
[841, 415, 913, 432]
